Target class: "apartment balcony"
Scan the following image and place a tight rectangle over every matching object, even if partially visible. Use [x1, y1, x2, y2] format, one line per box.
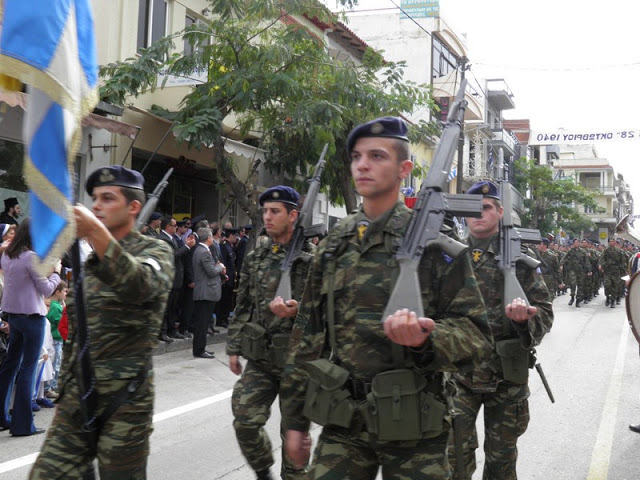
[582, 186, 617, 197]
[486, 79, 515, 111]
[489, 128, 517, 156]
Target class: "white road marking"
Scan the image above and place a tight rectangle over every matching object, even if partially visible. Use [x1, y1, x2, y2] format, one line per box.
[586, 317, 629, 480]
[0, 389, 233, 474]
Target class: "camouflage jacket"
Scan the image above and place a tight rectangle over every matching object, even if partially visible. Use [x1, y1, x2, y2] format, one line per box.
[561, 246, 589, 276]
[536, 250, 562, 286]
[62, 231, 174, 387]
[456, 233, 553, 389]
[280, 202, 493, 431]
[226, 238, 313, 359]
[599, 246, 628, 276]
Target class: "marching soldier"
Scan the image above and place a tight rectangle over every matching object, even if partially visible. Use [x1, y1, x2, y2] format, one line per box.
[562, 239, 591, 307]
[536, 239, 563, 298]
[599, 239, 627, 308]
[31, 166, 174, 479]
[449, 180, 553, 480]
[226, 186, 313, 480]
[281, 117, 493, 479]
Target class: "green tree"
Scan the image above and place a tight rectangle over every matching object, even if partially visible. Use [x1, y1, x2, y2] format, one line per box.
[99, 0, 436, 230]
[513, 157, 603, 237]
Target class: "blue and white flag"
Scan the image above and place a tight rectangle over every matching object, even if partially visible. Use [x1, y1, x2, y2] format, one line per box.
[0, 0, 98, 273]
[447, 167, 457, 182]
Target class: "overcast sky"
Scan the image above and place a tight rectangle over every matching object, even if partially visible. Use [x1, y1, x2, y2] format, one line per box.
[328, 0, 640, 205]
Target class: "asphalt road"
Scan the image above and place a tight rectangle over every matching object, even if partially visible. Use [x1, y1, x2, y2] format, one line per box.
[1, 290, 640, 479]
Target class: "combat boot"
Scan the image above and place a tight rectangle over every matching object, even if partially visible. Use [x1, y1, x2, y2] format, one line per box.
[611, 300, 615, 308]
[575, 298, 581, 308]
[256, 469, 274, 480]
[616, 297, 621, 305]
[605, 296, 610, 306]
[568, 295, 575, 306]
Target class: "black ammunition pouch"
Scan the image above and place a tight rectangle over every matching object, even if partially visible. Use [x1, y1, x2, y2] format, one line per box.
[269, 333, 291, 369]
[495, 338, 532, 384]
[302, 359, 356, 428]
[240, 322, 269, 362]
[363, 369, 447, 441]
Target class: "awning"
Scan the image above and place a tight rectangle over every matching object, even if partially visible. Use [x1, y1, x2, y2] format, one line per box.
[128, 105, 265, 160]
[0, 88, 140, 138]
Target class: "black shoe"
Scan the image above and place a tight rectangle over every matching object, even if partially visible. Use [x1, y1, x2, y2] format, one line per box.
[194, 352, 215, 359]
[576, 299, 581, 308]
[568, 296, 575, 306]
[611, 302, 615, 308]
[205, 350, 215, 356]
[605, 297, 610, 306]
[159, 333, 174, 343]
[12, 428, 46, 437]
[220, 322, 229, 328]
[256, 469, 274, 480]
[617, 298, 621, 305]
[170, 332, 187, 340]
[630, 424, 640, 433]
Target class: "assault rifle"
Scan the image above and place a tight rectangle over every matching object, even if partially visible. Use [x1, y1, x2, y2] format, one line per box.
[134, 167, 174, 231]
[496, 148, 541, 307]
[381, 79, 483, 321]
[274, 144, 329, 301]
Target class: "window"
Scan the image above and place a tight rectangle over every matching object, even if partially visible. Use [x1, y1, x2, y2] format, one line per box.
[137, 0, 167, 51]
[184, 15, 196, 55]
[432, 37, 458, 80]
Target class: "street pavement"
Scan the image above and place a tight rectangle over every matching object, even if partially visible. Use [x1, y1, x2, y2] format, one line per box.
[2, 291, 640, 479]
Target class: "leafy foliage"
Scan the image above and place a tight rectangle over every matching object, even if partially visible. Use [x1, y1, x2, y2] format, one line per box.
[99, 0, 436, 226]
[513, 157, 604, 237]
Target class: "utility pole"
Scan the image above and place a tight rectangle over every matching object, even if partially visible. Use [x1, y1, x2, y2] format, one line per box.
[456, 56, 470, 193]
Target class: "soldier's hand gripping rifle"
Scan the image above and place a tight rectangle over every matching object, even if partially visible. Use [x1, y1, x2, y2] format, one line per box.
[134, 167, 174, 231]
[274, 144, 329, 301]
[381, 79, 483, 321]
[496, 148, 541, 308]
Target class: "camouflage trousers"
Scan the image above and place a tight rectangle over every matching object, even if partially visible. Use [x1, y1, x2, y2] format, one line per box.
[231, 360, 306, 479]
[604, 274, 625, 299]
[30, 374, 154, 480]
[542, 275, 556, 297]
[448, 381, 530, 480]
[566, 271, 589, 301]
[308, 426, 451, 479]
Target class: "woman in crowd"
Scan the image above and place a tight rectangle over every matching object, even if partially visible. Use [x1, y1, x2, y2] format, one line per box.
[0, 219, 61, 436]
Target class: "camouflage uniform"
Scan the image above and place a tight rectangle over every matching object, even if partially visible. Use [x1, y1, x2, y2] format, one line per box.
[450, 233, 553, 480]
[30, 231, 173, 480]
[599, 244, 627, 306]
[535, 250, 561, 297]
[226, 239, 312, 479]
[561, 244, 590, 305]
[280, 203, 493, 480]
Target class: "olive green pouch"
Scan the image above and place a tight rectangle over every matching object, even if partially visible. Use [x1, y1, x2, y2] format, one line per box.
[269, 333, 291, 368]
[495, 338, 530, 384]
[240, 322, 269, 362]
[303, 359, 355, 428]
[366, 369, 445, 441]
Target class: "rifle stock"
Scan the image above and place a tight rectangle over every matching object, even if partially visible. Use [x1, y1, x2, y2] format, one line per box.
[274, 144, 328, 301]
[382, 79, 482, 321]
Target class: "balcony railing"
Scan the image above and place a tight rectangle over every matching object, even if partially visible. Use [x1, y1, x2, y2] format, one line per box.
[489, 128, 517, 155]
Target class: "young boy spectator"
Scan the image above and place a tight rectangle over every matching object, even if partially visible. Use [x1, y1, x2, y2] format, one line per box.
[45, 281, 68, 398]
[33, 318, 56, 410]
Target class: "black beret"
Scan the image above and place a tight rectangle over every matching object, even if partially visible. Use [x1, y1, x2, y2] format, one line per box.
[243, 224, 253, 230]
[85, 165, 144, 195]
[467, 181, 500, 200]
[259, 186, 300, 207]
[346, 116, 409, 153]
[541, 238, 550, 245]
[149, 212, 163, 222]
[176, 220, 188, 227]
[3, 197, 18, 209]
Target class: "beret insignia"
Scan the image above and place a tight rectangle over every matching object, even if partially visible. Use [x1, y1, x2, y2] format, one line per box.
[99, 169, 116, 183]
[481, 184, 489, 194]
[370, 122, 384, 134]
[272, 191, 280, 199]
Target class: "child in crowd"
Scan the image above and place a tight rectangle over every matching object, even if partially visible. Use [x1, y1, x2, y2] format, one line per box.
[32, 318, 55, 410]
[45, 281, 67, 398]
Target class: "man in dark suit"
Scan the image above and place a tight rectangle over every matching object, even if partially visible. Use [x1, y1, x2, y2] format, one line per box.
[158, 217, 195, 342]
[216, 227, 238, 328]
[234, 225, 251, 275]
[192, 227, 225, 359]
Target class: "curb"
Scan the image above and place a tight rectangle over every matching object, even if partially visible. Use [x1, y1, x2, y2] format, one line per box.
[152, 328, 229, 356]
